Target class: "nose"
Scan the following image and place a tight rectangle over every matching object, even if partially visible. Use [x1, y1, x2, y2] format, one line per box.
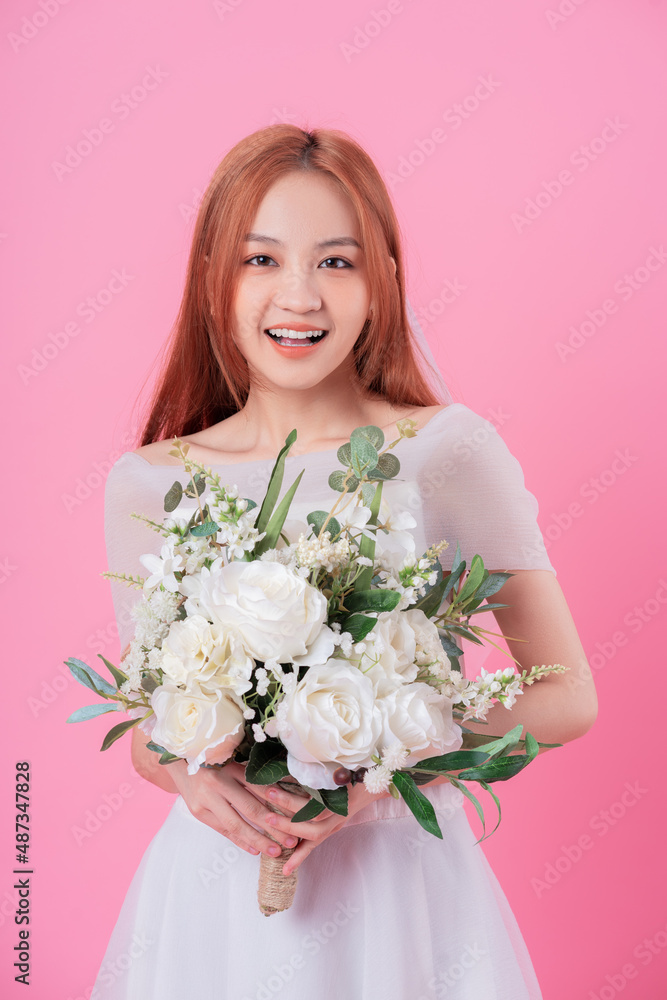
[271, 261, 322, 313]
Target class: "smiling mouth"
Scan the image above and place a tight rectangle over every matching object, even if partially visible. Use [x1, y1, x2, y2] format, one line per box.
[264, 328, 329, 346]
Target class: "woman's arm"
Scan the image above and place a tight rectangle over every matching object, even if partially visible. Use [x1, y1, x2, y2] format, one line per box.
[463, 568, 598, 745]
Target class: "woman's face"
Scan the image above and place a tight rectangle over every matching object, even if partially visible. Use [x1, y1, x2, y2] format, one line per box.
[231, 170, 372, 392]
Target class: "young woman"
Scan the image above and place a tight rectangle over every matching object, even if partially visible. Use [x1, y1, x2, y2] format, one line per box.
[94, 125, 597, 999]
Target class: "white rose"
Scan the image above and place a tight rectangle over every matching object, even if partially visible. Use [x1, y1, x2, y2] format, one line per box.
[275, 658, 382, 790]
[160, 614, 254, 697]
[350, 610, 419, 695]
[181, 561, 334, 665]
[377, 682, 462, 767]
[150, 682, 246, 775]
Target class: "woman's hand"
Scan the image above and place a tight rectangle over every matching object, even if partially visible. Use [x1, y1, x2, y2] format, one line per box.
[170, 759, 314, 860]
[257, 773, 451, 876]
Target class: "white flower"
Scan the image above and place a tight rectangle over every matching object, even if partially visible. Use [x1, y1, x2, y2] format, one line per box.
[377, 682, 462, 766]
[381, 740, 409, 771]
[295, 531, 350, 573]
[180, 561, 334, 665]
[363, 763, 393, 794]
[379, 503, 417, 553]
[160, 614, 254, 697]
[140, 543, 184, 593]
[150, 681, 246, 774]
[336, 500, 376, 540]
[252, 723, 267, 743]
[349, 610, 420, 695]
[148, 588, 181, 623]
[275, 658, 382, 790]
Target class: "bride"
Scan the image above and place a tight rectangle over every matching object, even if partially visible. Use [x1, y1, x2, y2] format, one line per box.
[93, 124, 597, 999]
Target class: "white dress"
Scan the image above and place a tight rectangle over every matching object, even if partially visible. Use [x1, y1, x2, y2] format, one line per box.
[92, 403, 555, 1000]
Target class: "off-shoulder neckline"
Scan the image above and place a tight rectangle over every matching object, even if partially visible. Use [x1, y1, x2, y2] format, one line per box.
[124, 402, 465, 471]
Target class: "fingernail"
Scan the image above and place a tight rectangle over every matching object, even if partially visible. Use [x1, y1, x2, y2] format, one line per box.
[267, 789, 277, 800]
[285, 836, 297, 847]
[269, 846, 280, 857]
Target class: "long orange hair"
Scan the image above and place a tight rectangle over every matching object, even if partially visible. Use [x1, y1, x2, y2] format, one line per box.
[139, 125, 445, 445]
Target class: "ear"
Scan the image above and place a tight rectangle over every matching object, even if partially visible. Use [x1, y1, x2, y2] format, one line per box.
[389, 255, 397, 275]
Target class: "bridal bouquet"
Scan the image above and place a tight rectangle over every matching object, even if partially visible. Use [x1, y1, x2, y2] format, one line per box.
[66, 420, 565, 914]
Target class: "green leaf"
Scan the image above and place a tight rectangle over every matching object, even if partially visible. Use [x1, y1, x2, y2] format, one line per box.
[66, 703, 121, 723]
[245, 740, 290, 784]
[65, 658, 116, 698]
[329, 470, 359, 493]
[439, 633, 463, 658]
[410, 750, 490, 772]
[344, 589, 400, 614]
[524, 732, 540, 760]
[159, 751, 180, 765]
[337, 443, 352, 466]
[164, 480, 183, 512]
[140, 674, 158, 694]
[473, 572, 513, 601]
[409, 771, 439, 786]
[480, 780, 502, 837]
[449, 778, 487, 844]
[456, 554, 486, 605]
[97, 654, 127, 687]
[369, 452, 400, 480]
[190, 520, 219, 537]
[184, 472, 207, 498]
[254, 470, 305, 555]
[351, 425, 385, 450]
[474, 724, 524, 759]
[442, 545, 466, 600]
[255, 429, 297, 535]
[412, 577, 446, 618]
[457, 753, 535, 784]
[291, 798, 326, 822]
[320, 786, 349, 816]
[392, 771, 442, 838]
[354, 481, 383, 592]
[243, 498, 258, 511]
[307, 510, 341, 539]
[146, 741, 168, 754]
[350, 436, 379, 479]
[100, 717, 143, 751]
[340, 613, 378, 641]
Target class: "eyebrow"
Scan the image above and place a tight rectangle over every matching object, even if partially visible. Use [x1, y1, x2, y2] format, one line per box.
[243, 233, 362, 250]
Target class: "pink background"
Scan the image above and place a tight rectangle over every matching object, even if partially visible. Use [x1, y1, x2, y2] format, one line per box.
[2, 1, 666, 997]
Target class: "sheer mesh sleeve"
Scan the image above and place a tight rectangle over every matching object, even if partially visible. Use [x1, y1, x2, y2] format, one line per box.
[416, 404, 556, 575]
[104, 452, 169, 653]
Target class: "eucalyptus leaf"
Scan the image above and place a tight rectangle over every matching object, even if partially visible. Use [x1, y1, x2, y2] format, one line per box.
[393, 771, 442, 838]
[351, 437, 379, 479]
[243, 498, 258, 511]
[473, 572, 513, 601]
[65, 658, 116, 698]
[159, 751, 180, 765]
[163, 481, 183, 513]
[66, 703, 121, 723]
[337, 443, 352, 466]
[351, 425, 385, 450]
[184, 472, 207, 498]
[328, 470, 360, 493]
[370, 452, 400, 480]
[190, 520, 219, 537]
[307, 510, 341, 539]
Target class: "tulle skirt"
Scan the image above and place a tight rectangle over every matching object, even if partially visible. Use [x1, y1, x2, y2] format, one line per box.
[91, 782, 542, 999]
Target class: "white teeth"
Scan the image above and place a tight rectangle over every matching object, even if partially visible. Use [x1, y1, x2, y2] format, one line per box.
[266, 328, 327, 340]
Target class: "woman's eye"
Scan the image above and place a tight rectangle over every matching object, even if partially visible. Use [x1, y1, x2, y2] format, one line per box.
[246, 254, 278, 266]
[319, 257, 352, 269]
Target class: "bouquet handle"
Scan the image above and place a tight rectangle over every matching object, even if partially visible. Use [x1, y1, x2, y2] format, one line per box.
[257, 800, 300, 916]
